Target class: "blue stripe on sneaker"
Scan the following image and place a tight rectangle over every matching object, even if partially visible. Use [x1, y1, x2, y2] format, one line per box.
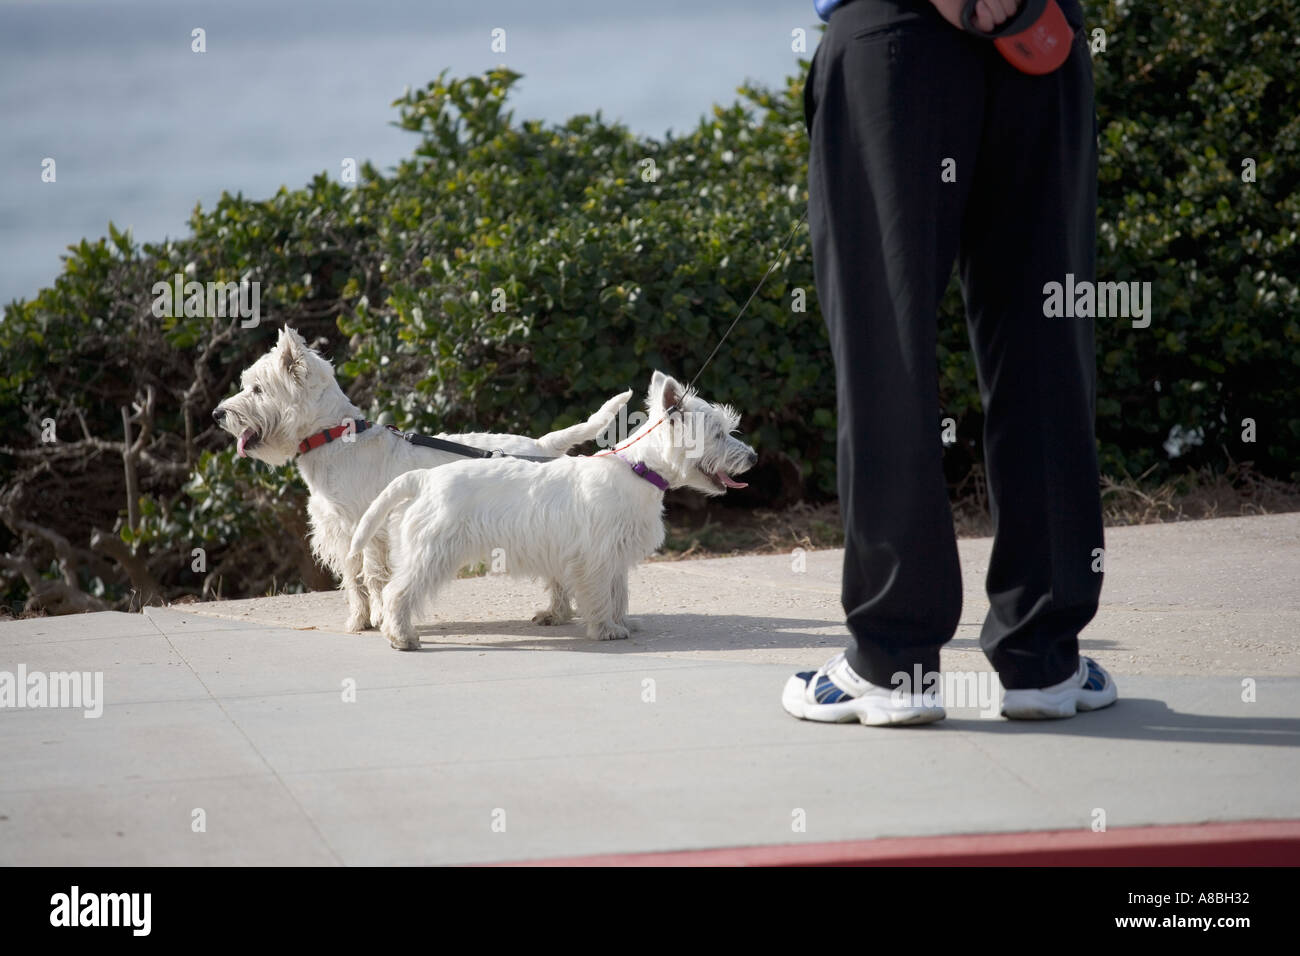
[814, 676, 833, 702]
[814, 675, 853, 704]
[1084, 659, 1106, 691]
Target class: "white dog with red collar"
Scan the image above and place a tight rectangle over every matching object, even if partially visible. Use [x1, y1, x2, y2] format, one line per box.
[213, 326, 631, 634]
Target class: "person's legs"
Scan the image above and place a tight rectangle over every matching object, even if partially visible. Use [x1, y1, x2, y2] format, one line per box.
[955, 17, 1105, 690]
[806, 0, 985, 688]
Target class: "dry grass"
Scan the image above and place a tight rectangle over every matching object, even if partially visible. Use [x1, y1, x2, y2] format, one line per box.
[656, 501, 845, 561]
[1098, 462, 1300, 526]
[658, 463, 1300, 560]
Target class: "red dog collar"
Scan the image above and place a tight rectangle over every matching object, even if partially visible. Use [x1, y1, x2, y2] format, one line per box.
[297, 419, 375, 455]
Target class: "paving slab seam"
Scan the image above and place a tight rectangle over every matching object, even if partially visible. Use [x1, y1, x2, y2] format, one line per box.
[2, 632, 161, 647]
[141, 612, 346, 865]
[268, 732, 981, 779]
[143, 654, 736, 686]
[953, 729, 1053, 798]
[0, 770, 300, 798]
[644, 568, 840, 596]
[0, 625, 270, 647]
[0, 660, 744, 709]
[0, 694, 227, 714]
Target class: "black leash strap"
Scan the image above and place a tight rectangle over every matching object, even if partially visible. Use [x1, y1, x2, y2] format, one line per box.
[390, 427, 558, 463]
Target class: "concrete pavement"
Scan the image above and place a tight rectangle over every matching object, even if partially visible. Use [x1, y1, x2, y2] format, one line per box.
[1, 513, 1297, 865]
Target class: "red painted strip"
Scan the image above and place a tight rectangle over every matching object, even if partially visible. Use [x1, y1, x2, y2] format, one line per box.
[498, 820, 1300, 867]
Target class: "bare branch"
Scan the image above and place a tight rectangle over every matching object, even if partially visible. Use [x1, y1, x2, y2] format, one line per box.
[0, 553, 109, 614]
[90, 529, 162, 605]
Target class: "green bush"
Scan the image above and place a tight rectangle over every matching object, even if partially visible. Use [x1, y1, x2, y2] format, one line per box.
[1087, 0, 1299, 477]
[1, 0, 1296, 612]
[340, 68, 828, 502]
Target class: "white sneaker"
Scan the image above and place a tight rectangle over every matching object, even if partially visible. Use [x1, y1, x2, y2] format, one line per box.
[1000, 656, 1118, 719]
[782, 653, 947, 727]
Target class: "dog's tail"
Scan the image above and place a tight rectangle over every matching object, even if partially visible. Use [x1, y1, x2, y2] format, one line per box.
[347, 471, 422, 562]
[534, 389, 634, 454]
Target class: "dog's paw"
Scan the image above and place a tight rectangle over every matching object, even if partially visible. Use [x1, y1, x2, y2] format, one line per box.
[531, 609, 571, 626]
[388, 635, 421, 651]
[345, 611, 370, 633]
[595, 624, 630, 642]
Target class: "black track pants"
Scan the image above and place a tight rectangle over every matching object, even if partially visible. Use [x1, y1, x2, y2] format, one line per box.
[805, 0, 1103, 689]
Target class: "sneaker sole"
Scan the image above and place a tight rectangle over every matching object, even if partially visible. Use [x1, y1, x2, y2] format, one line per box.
[782, 676, 946, 727]
[1001, 683, 1119, 720]
[859, 706, 947, 727]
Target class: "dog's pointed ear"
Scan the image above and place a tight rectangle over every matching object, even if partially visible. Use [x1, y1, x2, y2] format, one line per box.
[650, 370, 683, 414]
[277, 326, 307, 382]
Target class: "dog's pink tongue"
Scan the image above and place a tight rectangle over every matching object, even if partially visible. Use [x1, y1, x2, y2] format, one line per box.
[237, 429, 253, 458]
[716, 470, 747, 489]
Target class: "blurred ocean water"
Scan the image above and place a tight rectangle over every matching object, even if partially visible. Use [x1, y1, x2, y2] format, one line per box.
[0, 0, 815, 304]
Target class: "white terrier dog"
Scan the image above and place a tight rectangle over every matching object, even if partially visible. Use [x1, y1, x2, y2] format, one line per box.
[213, 326, 631, 632]
[348, 371, 757, 649]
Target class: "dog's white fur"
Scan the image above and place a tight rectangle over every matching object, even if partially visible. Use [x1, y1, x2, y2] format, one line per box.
[348, 370, 757, 649]
[213, 326, 631, 632]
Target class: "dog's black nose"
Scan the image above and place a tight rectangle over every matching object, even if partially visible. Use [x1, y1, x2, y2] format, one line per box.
[212, 407, 226, 424]
[747, 449, 759, 467]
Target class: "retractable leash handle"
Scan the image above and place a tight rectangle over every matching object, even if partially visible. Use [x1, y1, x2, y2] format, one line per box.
[961, 0, 1073, 75]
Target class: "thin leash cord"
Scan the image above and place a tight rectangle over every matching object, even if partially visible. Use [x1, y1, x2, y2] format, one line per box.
[594, 205, 808, 459]
[334, 210, 811, 463]
[591, 418, 664, 457]
[685, 206, 809, 396]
